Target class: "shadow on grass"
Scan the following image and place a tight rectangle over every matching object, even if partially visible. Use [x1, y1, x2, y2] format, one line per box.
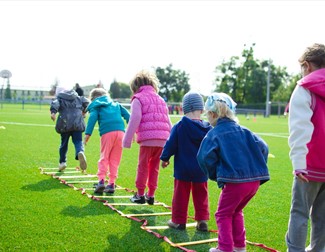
[21, 177, 68, 191]
[60, 200, 115, 217]
[161, 225, 215, 251]
[104, 219, 167, 252]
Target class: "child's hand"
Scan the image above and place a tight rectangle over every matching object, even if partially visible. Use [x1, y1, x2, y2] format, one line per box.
[50, 113, 56, 121]
[84, 135, 90, 146]
[161, 161, 169, 168]
[297, 173, 309, 183]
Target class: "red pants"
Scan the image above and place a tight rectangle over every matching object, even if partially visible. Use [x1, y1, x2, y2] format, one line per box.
[135, 146, 163, 196]
[171, 179, 210, 224]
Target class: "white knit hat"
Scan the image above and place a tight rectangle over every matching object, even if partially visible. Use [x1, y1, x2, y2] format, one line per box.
[182, 91, 204, 114]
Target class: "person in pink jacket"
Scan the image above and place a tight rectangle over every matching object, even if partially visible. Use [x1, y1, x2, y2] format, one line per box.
[123, 70, 172, 204]
[286, 43, 325, 252]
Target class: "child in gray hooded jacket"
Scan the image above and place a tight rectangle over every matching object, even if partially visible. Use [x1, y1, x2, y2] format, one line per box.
[50, 86, 90, 172]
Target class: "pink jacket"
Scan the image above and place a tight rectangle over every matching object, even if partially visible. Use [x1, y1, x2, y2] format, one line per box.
[289, 68, 325, 182]
[123, 86, 171, 148]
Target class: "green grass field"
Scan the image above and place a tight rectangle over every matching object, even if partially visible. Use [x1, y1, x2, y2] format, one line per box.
[0, 104, 293, 252]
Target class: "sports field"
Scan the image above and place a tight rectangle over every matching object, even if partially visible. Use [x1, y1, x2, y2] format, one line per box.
[0, 103, 294, 252]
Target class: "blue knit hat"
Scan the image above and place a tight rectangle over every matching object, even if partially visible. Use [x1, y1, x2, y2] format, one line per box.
[182, 91, 204, 114]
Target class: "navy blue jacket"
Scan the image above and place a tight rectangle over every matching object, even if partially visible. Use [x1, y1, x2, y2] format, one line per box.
[160, 116, 212, 183]
[197, 117, 270, 188]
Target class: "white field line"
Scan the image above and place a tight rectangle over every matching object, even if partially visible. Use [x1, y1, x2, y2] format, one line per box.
[0, 121, 54, 127]
[256, 132, 289, 138]
[1, 121, 288, 139]
[0, 121, 99, 130]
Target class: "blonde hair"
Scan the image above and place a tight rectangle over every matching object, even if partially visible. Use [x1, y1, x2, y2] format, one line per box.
[89, 88, 108, 101]
[205, 93, 238, 122]
[129, 70, 159, 93]
[298, 43, 325, 68]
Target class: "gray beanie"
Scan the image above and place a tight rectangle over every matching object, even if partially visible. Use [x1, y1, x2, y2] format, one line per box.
[182, 91, 204, 114]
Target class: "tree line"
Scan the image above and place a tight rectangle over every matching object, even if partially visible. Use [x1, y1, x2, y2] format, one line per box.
[110, 44, 298, 105]
[2, 44, 298, 106]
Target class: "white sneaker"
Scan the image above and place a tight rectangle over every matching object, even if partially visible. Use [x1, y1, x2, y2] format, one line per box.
[58, 162, 67, 172]
[234, 247, 246, 252]
[78, 152, 87, 171]
[209, 248, 222, 252]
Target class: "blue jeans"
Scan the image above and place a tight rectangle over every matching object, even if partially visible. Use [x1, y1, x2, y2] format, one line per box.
[286, 177, 325, 252]
[59, 131, 84, 163]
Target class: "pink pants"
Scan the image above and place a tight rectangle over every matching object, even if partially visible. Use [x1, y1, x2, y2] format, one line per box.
[135, 146, 163, 197]
[97, 131, 124, 184]
[172, 179, 210, 224]
[216, 181, 260, 252]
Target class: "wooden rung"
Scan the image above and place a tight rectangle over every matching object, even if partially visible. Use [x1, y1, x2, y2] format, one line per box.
[94, 195, 131, 198]
[174, 238, 218, 246]
[142, 222, 197, 230]
[59, 175, 97, 179]
[83, 186, 126, 190]
[65, 180, 97, 184]
[106, 202, 165, 206]
[115, 186, 126, 190]
[44, 171, 81, 174]
[82, 187, 126, 191]
[122, 212, 172, 217]
[40, 167, 77, 170]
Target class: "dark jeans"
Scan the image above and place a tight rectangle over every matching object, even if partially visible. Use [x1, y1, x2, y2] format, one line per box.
[59, 131, 84, 163]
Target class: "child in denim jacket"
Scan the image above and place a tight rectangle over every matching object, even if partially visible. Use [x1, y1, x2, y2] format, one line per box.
[197, 92, 269, 252]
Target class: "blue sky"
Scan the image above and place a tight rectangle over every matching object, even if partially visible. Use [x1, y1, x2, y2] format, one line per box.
[1, 0, 324, 95]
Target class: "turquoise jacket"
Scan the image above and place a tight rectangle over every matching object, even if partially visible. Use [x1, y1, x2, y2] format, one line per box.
[85, 96, 130, 136]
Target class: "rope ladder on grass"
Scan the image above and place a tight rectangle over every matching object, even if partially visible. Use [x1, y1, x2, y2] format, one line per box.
[39, 166, 279, 252]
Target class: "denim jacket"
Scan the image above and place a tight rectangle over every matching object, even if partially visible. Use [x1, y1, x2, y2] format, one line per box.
[197, 117, 270, 188]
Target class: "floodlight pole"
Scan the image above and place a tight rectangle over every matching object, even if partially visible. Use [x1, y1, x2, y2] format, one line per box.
[265, 59, 271, 117]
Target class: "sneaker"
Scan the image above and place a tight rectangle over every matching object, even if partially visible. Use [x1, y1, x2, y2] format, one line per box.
[58, 162, 67, 172]
[104, 183, 115, 193]
[209, 248, 224, 252]
[78, 152, 87, 171]
[234, 247, 246, 252]
[167, 220, 186, 230]
[130, 193, 145, 204]
[94, 180, 105, 193]
[145, 193, 154, 205]
[196, 220, 208, 232]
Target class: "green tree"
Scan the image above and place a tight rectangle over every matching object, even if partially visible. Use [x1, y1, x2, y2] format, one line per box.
[49, 78, 59, 96]
[273, 73, 300, 102]
[109, 80, 132, 99]
[5, 79, 11, 99]
[214, 44, 291, 104]
[155, 64, 190, 102]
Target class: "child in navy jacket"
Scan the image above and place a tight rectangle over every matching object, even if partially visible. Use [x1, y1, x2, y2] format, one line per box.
[160, 91, 212, 231]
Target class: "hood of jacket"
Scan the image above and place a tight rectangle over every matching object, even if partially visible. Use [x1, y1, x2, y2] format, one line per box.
[180, 116, 212, 145]
[87, 95, 113, 111]
[57, 90, 79, 101]
[299, 68, 325, 98]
